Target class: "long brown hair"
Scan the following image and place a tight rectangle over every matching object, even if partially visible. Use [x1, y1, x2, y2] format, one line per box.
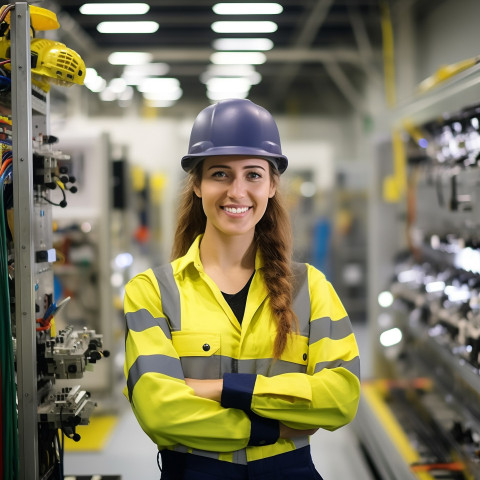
[171, 161, 298, 358]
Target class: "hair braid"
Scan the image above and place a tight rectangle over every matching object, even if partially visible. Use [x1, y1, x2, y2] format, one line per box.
[256, 192, 298, 358]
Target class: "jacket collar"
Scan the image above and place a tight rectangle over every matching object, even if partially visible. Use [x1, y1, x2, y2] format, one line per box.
[174, 234, 264, 274]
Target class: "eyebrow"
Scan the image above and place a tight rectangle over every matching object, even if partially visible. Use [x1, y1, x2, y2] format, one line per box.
[207, 164, 266, 171]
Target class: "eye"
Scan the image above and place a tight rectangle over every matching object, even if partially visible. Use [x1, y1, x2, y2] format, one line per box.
[211, 170, 227, 178]
[247, 171, 262, 179]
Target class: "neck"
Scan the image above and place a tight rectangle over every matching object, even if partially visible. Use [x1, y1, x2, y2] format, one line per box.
[200, 226, 256, 271]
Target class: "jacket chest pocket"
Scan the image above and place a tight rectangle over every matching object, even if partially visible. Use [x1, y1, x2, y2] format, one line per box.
[268, 334, 309, 376]
[171, 331, 221, 379]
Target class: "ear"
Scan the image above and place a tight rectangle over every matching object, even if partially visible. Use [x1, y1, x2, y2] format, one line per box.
[268, 183, 276, 198]
[193, 184, 202, 198]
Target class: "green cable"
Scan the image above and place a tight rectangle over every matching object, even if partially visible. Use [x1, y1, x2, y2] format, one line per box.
[0, 164, 18, 479]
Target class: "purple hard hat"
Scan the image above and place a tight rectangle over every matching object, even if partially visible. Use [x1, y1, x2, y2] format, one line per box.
[181, 98, 288, 174]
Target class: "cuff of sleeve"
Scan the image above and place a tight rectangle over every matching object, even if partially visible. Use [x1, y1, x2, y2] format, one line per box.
[221, 373, 257, 410]
[248, 413, 280, 447]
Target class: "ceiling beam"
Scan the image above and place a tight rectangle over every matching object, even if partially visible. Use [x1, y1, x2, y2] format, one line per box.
[86, 47, 375, 66]
[268, 0, 335, 106]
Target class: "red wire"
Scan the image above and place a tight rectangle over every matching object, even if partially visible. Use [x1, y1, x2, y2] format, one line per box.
[411, 462, 465, 472]
[36, 316, 52, 332]
[0, 157, 11, 177]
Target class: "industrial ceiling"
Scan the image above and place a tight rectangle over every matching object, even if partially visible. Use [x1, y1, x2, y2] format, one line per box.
[39, 0, 387, 116]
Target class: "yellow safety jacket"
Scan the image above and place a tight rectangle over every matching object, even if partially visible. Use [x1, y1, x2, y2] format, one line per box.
[124, 235, 360, 464]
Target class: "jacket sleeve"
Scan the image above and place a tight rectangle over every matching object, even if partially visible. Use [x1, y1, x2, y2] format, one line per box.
[221, 266, 361, 432]
[124, 270, 279, 451]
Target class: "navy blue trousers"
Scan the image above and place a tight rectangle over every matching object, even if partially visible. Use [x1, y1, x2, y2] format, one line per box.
[160, 446, 324, 480]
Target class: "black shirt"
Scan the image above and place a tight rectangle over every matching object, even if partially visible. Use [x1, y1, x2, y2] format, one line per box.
[221, 273, 254, 324]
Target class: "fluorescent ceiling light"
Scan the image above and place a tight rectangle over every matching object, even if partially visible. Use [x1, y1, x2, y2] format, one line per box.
[108, 52, 153, 65]
[213, 38, 273, 51]
[207, 90, 249, 101]
[108, 78, 128, 94]
[137, 77, 180, 93]
[200, 65, 262, 85]
[124, 63, 169, 76]
[206, 77, 251, 93]
[211, 21, 277, 33]
[84, 68, 106, 92]
[100, 89, 117, 102]
[80, 3, 150, 15]
[143, 88, 183, 101]
[213, 3, 283, 15]
[97, 21, 159, 34]
[210, 52, 266, 65]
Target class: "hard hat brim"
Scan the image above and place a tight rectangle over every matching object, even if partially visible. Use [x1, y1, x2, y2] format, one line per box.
[181, 148, 288, 174]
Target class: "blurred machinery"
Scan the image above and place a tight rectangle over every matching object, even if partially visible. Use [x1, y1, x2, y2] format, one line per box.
[0, 4, 109, 479]
[356, 63, 480, 479]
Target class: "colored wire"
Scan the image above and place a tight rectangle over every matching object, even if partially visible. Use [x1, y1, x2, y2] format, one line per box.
[0, 163, 18, 478]
[0, 4, 14, 24]
[0, 156, 11, 176]
[41, 180, 67, 208]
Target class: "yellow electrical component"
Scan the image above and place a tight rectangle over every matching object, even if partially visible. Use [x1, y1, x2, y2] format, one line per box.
[30, 38, 86, 88]
[0, 37, 86, 91]
[383, 129, 407, 203]
[0, 4, 59, 31]
[417, 57, 480, 94]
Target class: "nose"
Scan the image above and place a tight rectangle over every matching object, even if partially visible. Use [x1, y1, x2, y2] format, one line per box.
[227, 177, 246, 199]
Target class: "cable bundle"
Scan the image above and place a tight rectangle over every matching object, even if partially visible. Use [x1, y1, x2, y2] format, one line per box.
[0, 159, 18, 479]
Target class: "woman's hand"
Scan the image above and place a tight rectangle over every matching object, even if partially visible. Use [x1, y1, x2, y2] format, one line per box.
[279, 423, 319, 439]
[185, 378, 223, 402]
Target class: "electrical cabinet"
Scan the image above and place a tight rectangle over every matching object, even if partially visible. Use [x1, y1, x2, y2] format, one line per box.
[355, 63, 480, 479]
[0, 4, 109, 479]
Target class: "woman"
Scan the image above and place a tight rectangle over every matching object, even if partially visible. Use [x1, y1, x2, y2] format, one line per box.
[124, 98, 360, 479]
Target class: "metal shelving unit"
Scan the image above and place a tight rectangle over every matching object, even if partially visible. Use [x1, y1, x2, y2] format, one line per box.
[11, 4, 40, 479]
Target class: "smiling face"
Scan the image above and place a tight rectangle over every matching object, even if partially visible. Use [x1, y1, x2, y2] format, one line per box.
[194, 156, 277, 240]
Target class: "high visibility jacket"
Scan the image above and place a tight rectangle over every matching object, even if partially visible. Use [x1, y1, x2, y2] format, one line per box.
[124, 235, 360, 464]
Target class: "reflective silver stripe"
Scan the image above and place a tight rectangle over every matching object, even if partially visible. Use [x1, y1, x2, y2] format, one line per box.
[127, 354, 184, 401]
[179, 356, 307, 379]
[125, 309, 171, 339]
[309, 315, 353, 345]
[171, 446, 249, 465]
[291, 262, 310, 336]
[152, 263, 182, 331]
[292, 436, 310, 449]
[232, 448, 248, 465]
[313, 356, 360, 379]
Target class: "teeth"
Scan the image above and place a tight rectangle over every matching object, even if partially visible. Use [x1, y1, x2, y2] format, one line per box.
[224, 206, 249, 214]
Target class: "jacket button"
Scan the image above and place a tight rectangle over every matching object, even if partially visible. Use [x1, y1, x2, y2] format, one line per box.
[203, 343, 210, 352]
[303, 353, 307, 361]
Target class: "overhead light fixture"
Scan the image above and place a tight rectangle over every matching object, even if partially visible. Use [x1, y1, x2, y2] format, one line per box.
[206, 77, 251, 93]
[80, 3, 150, 15]
[210, 52, 266, 65]
[97, 21, 159, 34]
[137, 77, 180, 93]
[84, 68, 106, 92]
[211, 21, 277, 33]
[200, 65, 262, 86]
[143, 88, 183, 102]
[207, 90, 249, 101]
[213, 3, 283, 15]
[213, 38, 273, 51]
[122, 63, 170, 85]
[124, 63, 169, 76]
[108, 52, 153, 65]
